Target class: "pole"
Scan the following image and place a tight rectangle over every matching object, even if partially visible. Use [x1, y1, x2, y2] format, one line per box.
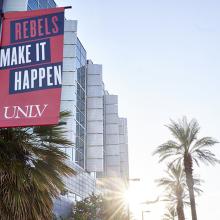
[0, 1, 3, 29]
[64, 6, 72, 10]
[142, 211, 150, 220]
[0, 0, 4, 46]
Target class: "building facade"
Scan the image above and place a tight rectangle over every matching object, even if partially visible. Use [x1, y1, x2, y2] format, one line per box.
[2, 0, 129, 218]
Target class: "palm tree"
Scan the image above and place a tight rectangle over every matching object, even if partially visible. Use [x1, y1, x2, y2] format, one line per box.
[156, 164, 186, 220]
[162, 207, 177, 220]
[0, 112, 76, 220]
[153, 117, 219, 220]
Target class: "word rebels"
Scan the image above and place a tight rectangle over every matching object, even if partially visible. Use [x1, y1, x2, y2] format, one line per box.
[11, 13, 63, 42]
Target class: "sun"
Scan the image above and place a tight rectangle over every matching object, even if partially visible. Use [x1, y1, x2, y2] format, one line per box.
[123, 184, 144, 218]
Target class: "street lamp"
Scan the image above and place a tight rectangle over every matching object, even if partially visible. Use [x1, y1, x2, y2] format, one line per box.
[142, 210, 150, 220]
[127, 178, 140, 220]
[128, 178, 140, 182]
[140, 196, 159, 220]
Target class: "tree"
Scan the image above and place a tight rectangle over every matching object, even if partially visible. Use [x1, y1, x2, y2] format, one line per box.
[162, 207, 177, 220]
[0, 112, 76, 220]
[72, 192, 128, 220]
[153, 117, 219, 220]
[72, 193, 103, 220]
[156, 164, 186, 220]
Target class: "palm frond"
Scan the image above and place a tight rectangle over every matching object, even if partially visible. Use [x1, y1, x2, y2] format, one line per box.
[191, 137, 219, 152]
[194, 149, 220, 165]
[0, 111, 76, 219]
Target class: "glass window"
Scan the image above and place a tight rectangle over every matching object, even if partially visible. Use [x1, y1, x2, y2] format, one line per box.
[80, 126, 85, 139]
[81, 47, 86, 59]
[39, 0, 48, 8]
[76, 48, 81, 60]
[76, 39, 81, 50]
[28, 0, 38, 9]
[65, 147, 73, 161]
[80, 112, 85, 126]
[77, 68, 81, 82]
[76, 58, 81, 69]
[75, 150, 84, 168]
[48, 0, 56, 7]
[81, 55, 86, 66]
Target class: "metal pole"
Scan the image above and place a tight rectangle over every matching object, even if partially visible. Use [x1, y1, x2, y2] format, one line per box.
[64, 6, 72, 10]
[0, 0, 4, 46]
[0, 1, 3, 33]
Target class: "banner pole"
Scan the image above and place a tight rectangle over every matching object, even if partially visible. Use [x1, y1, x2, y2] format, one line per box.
[0, 0, 4, 46]
[64, 6, 72, 10]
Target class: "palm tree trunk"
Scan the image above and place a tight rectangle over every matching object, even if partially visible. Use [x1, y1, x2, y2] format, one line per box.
[177, 197, 185, 220]
[184, 154, 197, 220]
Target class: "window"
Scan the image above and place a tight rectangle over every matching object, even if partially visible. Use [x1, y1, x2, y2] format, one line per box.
[48, 0, 56, 7]
[27, 0, 57, 10]
[39, 0, 48, 8]
[28, 0, 38, 10]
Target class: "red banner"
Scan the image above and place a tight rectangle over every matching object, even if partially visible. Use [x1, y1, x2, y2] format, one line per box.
[0, 7, 65, 127]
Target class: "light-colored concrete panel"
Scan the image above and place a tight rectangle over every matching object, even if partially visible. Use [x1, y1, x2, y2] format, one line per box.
[105, 104, 118, 114]
[63, 58, 76, 71]
[87, 147, 103, 159]
[105, 145, 120, 156]
[119, 135, 126, 144]
[120, 144, 128, 153]
[3, 0, 27, 11]
[105, 134, 119, 145]
[106, 156, 120, 166]
[87, 109, 103, 121]
[87, 64, 102, 75]
[60, 100, 76, 114]
[87, 134, 103, 146]
[120, 153, 128, 161]
[62, 72, 77, 86]
[105, 124, 119, 134]
[61, 86, 75, 100]
[64, 45, 76, 58]
[66, 119, 76, 133]
[87, 86, 104, 97]
[106, 167, 121, 177]
[87, 97, 103, 109]
[64, 20, 77, 32]
[105, 114, 119, 124]
[86, 159, 103, 172]
[64, 131, 76, 143]
[87, 75, 102, 86]
[87, 121, 103, 134]
[104, 95, 118, 105]
[64, 32, 77, 45]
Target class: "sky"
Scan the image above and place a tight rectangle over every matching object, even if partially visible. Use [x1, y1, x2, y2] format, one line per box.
[56, 0, 220, 219]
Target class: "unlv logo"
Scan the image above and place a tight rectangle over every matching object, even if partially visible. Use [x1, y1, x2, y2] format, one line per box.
[4, 104, 48, 119]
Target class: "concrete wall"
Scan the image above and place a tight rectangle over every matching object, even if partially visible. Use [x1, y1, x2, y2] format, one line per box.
[119, 118, 129, 179]
[3, 0, 27, 11]
[86, 63, 104, 172]
[104, 95, 121, 177]
[61, 20, 78, 147]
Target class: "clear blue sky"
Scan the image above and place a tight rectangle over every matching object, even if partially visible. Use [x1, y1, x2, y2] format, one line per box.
[57, 0, 220, 219]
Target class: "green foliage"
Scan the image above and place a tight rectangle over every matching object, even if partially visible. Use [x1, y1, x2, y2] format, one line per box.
[153, 117, 219, 166]
[0, 112, 76, 220]
[162, 207, 177, 220]
[72, 193, 103, 220]
[72, 193, 128, 220]
[154, 117, 218, 220]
